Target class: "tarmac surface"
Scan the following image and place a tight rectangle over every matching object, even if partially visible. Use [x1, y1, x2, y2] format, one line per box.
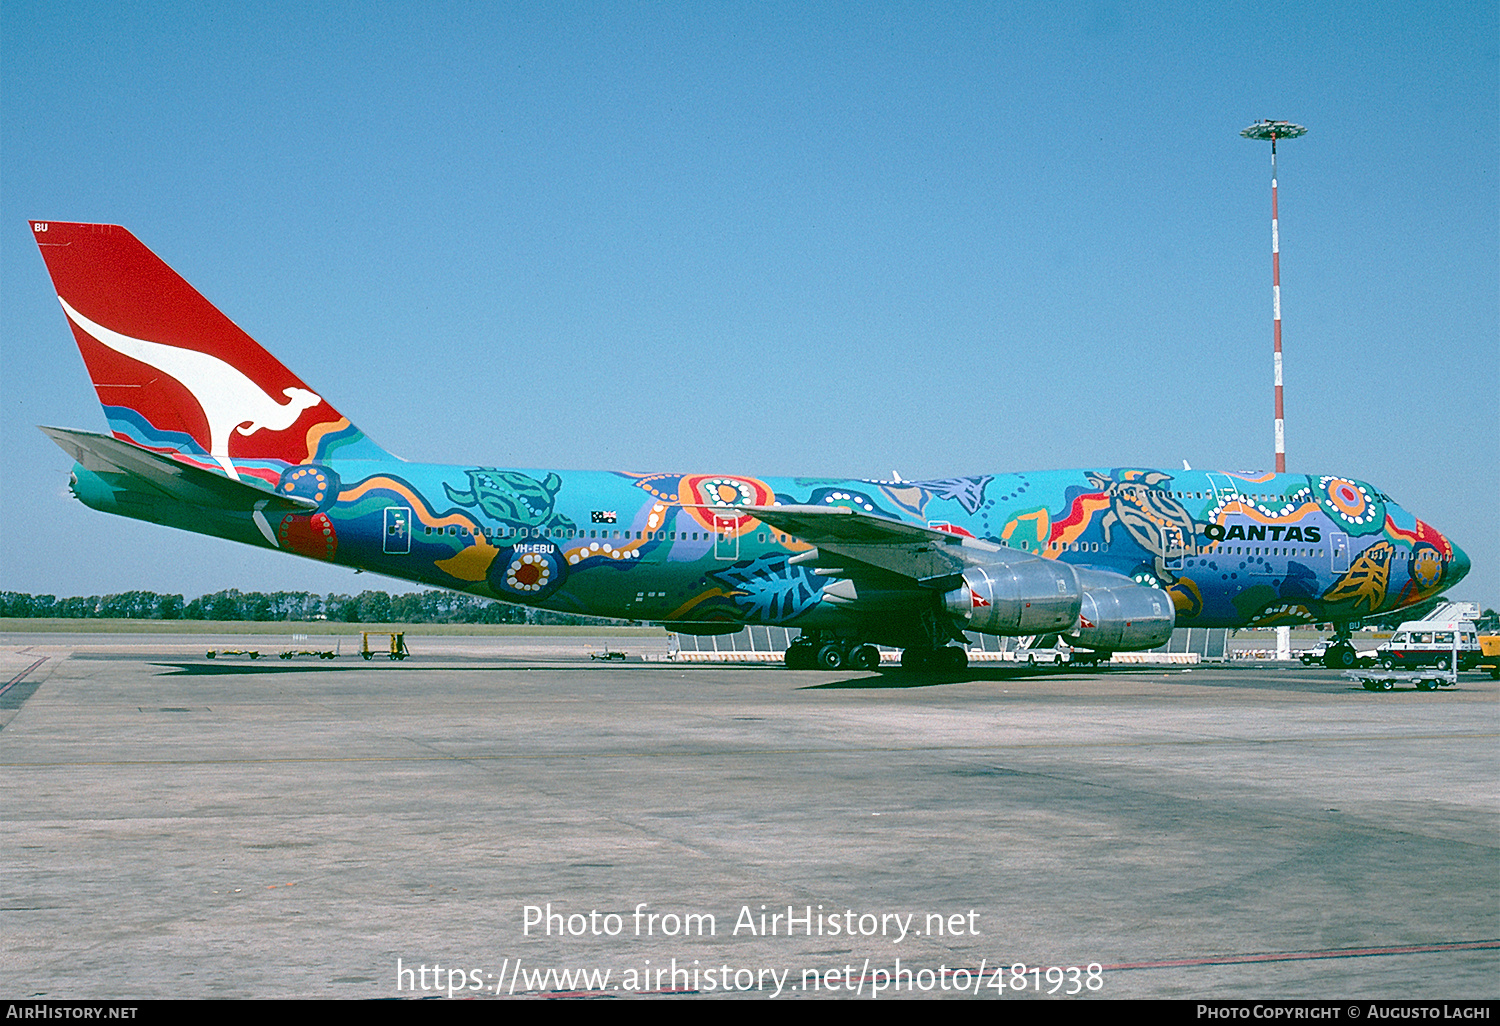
[1, 632, 1495, 1000]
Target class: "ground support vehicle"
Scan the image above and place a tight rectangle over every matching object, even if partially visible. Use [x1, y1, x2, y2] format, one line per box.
[1019, 645, 1072, 667]
[1300, 640, 1376, 668]
[1344, 634, 1464, 691]
[1344, 666, 1456, 691]
[360, 632, 409, 660]
[1477, 636, 1500, 680]
[1376, 621, 1480, 671]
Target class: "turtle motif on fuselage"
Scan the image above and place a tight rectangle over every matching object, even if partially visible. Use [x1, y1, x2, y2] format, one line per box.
[1087, 470, 1199, 583]
[444, 469, 576, 533]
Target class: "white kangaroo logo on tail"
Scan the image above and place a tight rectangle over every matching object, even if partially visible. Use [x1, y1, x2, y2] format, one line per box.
[59, 297, 322, 480]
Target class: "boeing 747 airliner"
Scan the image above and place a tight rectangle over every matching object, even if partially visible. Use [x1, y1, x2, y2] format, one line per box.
[29, 221, 1470, 670]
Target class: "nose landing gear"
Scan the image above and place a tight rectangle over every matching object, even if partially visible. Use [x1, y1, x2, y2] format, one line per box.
[1323, 623, 1358, 669]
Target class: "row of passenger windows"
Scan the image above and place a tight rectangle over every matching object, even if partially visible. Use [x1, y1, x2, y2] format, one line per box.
[1173, 490, 1395, 504]
[1213, 546, 1322, 557]
[1169, 491, 1278, 501]
[422, 526, 718, 542]
[1045, 541, 1328, 558]
[418, 523, 1436, 566]
[1176, 491, 1283, 502]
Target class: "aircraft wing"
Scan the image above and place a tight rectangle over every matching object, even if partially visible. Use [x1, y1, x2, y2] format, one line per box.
[736, 503, 1015, 588]
[41, 426, 318, 516]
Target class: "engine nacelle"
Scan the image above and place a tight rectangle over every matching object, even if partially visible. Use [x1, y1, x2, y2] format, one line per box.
[943, 560, 1176, 651]
[1065, 567, 1176, 651]
[944, 558, 1081, 635]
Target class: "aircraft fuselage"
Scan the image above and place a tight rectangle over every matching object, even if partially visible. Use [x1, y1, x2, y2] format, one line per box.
[70, 455, 1468, 637]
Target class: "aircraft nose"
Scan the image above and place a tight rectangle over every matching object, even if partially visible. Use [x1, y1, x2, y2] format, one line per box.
[1447, 540, 1471, 586]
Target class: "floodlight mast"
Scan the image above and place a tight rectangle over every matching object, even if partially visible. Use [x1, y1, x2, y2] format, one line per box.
[1241, 119, 1306, 474]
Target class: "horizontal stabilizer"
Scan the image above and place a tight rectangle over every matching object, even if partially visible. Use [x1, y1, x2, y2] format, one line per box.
[41, 426, 318, 515]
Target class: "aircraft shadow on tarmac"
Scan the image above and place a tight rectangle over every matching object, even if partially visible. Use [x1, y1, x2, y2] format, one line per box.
[148, 660, 1446, 696]
[148, 660, 1094, 687]
[801, 666, 1127, 689]
[801, 667, 1471, 692]
[150, 661, 581, 676]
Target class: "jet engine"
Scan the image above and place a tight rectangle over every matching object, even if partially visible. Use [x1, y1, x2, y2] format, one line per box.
[943, 558, 1081, 635]
[942, 559, 1175, 651]
[1065, 566, 1176, 650]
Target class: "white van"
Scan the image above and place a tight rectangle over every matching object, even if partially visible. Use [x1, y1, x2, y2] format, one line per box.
[1376, 620, 1480, 670]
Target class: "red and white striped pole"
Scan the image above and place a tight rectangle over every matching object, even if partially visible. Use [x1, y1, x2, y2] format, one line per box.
[1271, 132, 1285, 473]
[1241, 120, 1306, 475]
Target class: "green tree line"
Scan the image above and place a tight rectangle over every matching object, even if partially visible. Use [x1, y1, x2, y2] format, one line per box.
[0, 589, 629, 626]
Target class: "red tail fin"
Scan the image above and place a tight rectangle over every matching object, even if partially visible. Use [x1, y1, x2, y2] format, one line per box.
[29, 220, 392, 481]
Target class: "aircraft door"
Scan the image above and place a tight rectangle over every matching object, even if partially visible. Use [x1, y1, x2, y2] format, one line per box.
[714, 515, 739, 560]
[1330, 532, 1349, 573]
[1163, 545, 1185, 572]
[1162, 520, 1188, 571]
[1206, 474, 1238, 503]
[384, 506, 412, 554]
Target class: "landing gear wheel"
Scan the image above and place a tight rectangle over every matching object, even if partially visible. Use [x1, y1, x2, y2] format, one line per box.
[1415, 678, 1434, 691]
[785, 645, 815, 670]
[938, 646, 968, 671]
[815, 643, 846, 670]
[1324, 644, 1357, 670]
[900, 647, 931, 671]
[851, 645, 881, 671]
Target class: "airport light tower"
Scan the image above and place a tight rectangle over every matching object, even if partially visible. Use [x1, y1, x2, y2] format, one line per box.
[1242, 119, 1307, 666]
[1241, 119, 1306, 474]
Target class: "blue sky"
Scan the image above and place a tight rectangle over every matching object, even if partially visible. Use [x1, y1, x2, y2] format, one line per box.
[3, 1, 1496, 607]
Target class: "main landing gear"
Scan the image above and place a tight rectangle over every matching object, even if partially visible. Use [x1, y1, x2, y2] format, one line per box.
[783, 632, 969, 672]
[784, 632, 881, 671]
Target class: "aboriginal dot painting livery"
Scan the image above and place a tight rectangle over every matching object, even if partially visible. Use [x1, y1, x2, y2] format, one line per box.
[29, 221, 1471, 671]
